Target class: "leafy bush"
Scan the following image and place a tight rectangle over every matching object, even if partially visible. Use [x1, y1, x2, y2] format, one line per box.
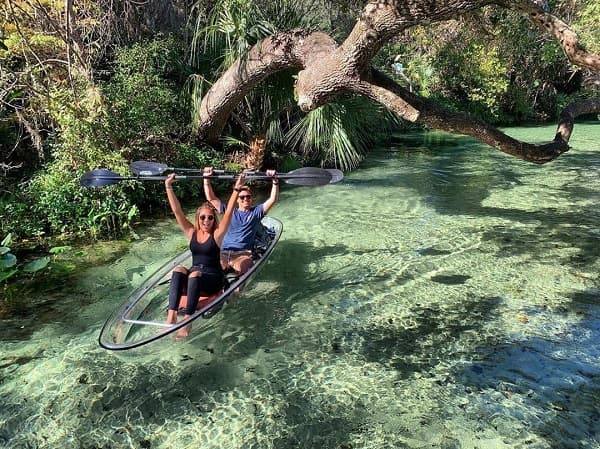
[101, 36, 189, 158]
[286, 95, 402, 171]
[28, 162, 137, 239]
[572, 2, 600, 54]
[432, 38, 509, 123]
[1, 36, 197, 241]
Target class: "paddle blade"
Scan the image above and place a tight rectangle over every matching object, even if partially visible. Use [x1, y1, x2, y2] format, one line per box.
[280, 167, 332, 186]
[80, 169, 123, 188]
[130, 160, 170, 176]
[326, 169, 344, 184]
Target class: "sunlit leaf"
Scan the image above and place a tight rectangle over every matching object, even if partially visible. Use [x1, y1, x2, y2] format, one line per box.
[1, 234, 11, 246]
[127, 205, 138, 221]
[49, 246, 72, 254]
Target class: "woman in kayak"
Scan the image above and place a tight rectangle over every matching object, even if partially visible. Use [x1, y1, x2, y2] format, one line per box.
[165, 170, 244, 338]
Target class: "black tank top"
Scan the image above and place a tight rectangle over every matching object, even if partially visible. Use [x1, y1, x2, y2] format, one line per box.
[190, 232, 221, 269]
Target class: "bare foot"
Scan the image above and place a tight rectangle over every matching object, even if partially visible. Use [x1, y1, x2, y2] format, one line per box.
[175, 316, 192, 340]
[164, 310, 178, 332]
[175, 324, 191, 340]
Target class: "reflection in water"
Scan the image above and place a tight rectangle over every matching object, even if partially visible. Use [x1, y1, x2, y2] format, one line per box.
[1, 123, 599, 449]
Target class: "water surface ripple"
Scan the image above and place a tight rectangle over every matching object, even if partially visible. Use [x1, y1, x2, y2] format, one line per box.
[1, 123, 599, 449]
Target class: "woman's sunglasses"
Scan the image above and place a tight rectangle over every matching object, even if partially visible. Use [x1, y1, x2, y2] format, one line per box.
[199, 215, 215, 221]
[238, 195, 252, 200]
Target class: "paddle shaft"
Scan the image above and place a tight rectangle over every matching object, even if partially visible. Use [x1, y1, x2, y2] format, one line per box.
[81, 166, 334, 187]
[90, 174, 320, 182]
[129, 160, 342, 184]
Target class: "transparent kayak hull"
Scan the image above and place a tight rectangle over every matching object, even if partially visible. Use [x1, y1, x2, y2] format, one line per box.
[98, 217, 283, 350]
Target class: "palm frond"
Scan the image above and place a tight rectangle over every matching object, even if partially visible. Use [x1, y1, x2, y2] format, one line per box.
[222, 135, 250, 150]
[185, 74, 213, 133]
[285, 96, 399, 171]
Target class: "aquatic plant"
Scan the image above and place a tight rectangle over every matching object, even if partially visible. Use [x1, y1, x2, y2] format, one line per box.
[0, 234, 17, 283]
[0, 234, 73, 284]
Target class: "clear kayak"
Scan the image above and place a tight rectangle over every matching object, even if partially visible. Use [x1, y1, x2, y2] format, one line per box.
[98, 216, 283, 350]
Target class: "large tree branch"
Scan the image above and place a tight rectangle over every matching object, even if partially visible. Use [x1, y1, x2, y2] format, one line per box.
[197, 30, 337, 143]
[196, 0, 600, 162]
[364, 71, 600, 163]
[504, 0, 600, 72]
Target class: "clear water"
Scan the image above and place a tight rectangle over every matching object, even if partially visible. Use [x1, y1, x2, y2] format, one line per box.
[1, 123, 599, 449]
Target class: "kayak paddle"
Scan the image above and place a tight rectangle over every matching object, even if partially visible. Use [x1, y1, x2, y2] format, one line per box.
[129, 160, 343, 184]
[80, 167, 335, 188]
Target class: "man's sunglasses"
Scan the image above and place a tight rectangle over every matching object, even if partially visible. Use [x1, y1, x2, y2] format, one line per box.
[238, 195, 252, 200]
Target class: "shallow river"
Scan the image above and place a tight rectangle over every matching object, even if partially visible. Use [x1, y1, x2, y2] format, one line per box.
[1, 123, 600, 449]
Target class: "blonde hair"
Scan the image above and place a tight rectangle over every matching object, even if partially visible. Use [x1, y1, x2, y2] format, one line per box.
[194, 202, 219, 233]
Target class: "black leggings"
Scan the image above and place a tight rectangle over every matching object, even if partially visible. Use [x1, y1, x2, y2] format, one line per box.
[167, 269, 224, 315]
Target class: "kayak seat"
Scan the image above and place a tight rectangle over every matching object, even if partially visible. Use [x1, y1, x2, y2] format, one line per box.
[252, 225, 275, 259]
[225, 270, 239, 284]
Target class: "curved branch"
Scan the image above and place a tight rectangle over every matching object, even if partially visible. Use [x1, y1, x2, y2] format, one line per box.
[196, 30, 337, 143]
[196, 0, 600, 162]
[368, 70, 600, 163]
[505, 0, 600, 72]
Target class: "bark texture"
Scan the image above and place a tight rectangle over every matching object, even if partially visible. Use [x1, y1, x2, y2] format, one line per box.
[196, 0, 600, 163]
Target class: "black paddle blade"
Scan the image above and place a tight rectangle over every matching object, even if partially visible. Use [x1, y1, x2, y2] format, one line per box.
[129, 160, 171, 176]
[326, 169, 344, 183]
[80, 169, 124, 187]
[281, 167, 332, 186]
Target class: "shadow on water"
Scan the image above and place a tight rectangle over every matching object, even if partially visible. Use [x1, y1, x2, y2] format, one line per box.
[0, 265, 133, 342]
[354, 294, 504, 376]
[454, 315, 600, 449]
[362, 133, 600, 274]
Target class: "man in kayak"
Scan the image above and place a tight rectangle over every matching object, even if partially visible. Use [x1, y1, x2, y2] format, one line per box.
[203, 166, 279, 275]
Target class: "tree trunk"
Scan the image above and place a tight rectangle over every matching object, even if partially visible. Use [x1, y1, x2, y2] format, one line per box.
[244, 135, 267, 171]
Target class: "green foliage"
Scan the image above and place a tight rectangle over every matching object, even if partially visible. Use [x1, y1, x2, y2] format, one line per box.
[47, 86, 121, 166]
[1, 35, 196, 241]
[432, 39, 509, 122]
[16, 80, 137, 240]
[0, 234, 18, 282]
[494, 11, 576, 122]
[194, 0, 284, 71]
[286, 96, 402, 171]
[172, 144, 221, 169]
[97, 36, 192, 171]
[28, 160, 137, 239]
[374, 42, 436, 97]
[0, 191, 43, 239]
[572, 2, 600, 54]
[379, 6, 594, 125]
[102, 36, 189, 152]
